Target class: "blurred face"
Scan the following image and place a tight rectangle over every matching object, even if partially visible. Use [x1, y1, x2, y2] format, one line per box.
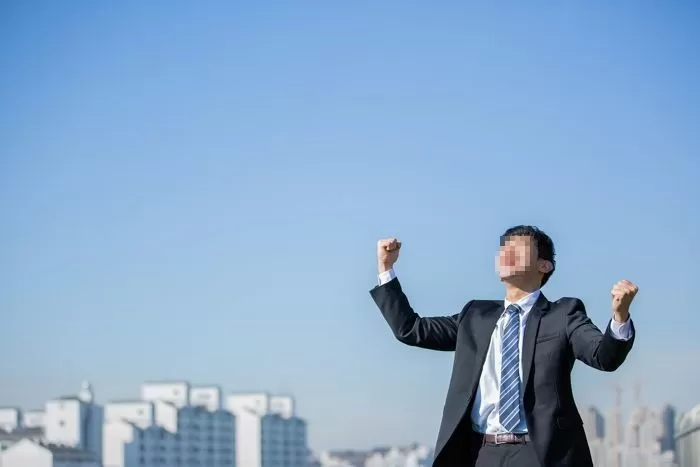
[496, 235, 540, 280]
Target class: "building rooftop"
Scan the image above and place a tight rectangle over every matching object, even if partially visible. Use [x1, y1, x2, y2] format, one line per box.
[0, 426, 45, 441]
[44, 443, 98, 461]
[677, 404, 700, 436]
[142, 380, 190, 385]
[4, 439, 97, 461]
[107, 399, 152, 405]
[154, 400, 177, 408]
[263, 413, 306, 423]
[54, 396, 82, 402]
[181, 404, 212, 413]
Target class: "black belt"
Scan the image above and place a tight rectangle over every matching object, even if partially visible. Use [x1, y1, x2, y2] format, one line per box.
[481, 433, 530, 445]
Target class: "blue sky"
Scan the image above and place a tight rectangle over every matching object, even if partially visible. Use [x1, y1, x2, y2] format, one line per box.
[1, 0, 699, 451]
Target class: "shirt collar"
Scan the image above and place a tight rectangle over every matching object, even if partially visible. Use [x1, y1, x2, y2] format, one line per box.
[504, 289, 541, 315]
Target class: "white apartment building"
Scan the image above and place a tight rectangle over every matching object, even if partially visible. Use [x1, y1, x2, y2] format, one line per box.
[0, 438, 100, 467]
[24, 409, 47, 429]
[190, 386, 224, 413]
[227, 393, 307, 467]
[45, 394, 104, 458]
[0, 409, 21, 433]
[0, 382, 102, 463]
[0, 426, 45, 452]
[676, 404, 700, 467]
[103, 381, 235, 467]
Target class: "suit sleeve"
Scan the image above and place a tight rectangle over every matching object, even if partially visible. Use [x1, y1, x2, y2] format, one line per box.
[369, 277, 469, 351]
[566, 298, 635, 371]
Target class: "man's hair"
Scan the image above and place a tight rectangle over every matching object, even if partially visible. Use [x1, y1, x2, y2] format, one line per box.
[500, 225, 556, 286]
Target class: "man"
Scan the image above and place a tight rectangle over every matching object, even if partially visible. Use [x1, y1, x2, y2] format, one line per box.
[369, 225, 637, 467]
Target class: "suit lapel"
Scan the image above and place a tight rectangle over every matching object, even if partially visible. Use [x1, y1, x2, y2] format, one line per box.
[479, 301, 503, 346]
[469, 301, 503, 390]
[521, 293, 550, 392]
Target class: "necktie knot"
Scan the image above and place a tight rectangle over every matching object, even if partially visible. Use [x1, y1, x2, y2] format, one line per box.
[506, 304, 521, 316]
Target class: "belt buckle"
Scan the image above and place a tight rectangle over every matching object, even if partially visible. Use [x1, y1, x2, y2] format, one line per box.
[494, 433, 507, 445]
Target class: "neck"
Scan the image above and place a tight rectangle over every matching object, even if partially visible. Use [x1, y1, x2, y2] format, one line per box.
[503, 279, 540, 302]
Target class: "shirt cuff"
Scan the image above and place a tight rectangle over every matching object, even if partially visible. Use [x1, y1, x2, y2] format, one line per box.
[378, 268, 396, 285]
[609, 317, 634, 341]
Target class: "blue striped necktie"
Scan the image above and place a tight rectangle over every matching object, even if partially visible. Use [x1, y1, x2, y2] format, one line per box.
[499, 304, 522, 432]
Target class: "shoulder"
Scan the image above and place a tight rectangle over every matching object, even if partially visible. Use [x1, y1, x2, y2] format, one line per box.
[465, 299, 502, 310]
[456, 299, 500, 320]
[547, 296, 586, 314]
[550, 296, 584, 306]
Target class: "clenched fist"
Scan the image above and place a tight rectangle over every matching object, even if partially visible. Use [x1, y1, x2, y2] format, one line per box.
[611, 279, 638, 321]
[377, 238, 402, 273]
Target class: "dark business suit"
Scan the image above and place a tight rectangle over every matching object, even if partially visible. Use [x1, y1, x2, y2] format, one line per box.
[370, 277, 635, 467]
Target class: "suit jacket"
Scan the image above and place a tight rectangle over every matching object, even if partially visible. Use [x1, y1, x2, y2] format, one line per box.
[370, 277, 635, 467]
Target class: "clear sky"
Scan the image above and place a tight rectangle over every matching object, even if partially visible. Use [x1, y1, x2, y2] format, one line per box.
[1, 0, 699, 452]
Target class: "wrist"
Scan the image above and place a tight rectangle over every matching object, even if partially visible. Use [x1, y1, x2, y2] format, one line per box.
[612, 310, 630, 323]
[378, 263, 394, 274]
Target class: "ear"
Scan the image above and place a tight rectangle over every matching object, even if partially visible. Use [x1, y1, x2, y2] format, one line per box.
[538, 260, 553, 274]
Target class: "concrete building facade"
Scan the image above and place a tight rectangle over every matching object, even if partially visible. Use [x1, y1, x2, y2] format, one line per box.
[676, 404, 700, 467]
[227, 394, 307, 467]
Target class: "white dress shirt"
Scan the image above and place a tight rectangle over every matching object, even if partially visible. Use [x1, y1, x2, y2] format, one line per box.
[377, 268, 634, 434]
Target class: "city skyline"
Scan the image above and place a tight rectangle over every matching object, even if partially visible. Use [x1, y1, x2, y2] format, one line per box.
[2, 379, 695, 466]
[3, 0, 700, 452]
[0, 380, 308, 467]
[1, 379, 695, 452]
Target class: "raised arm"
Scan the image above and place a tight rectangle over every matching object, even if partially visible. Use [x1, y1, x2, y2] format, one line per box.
[567, 280, 638, 371]
[369, 238, 468, 351]
[370, 274, 467, 350]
